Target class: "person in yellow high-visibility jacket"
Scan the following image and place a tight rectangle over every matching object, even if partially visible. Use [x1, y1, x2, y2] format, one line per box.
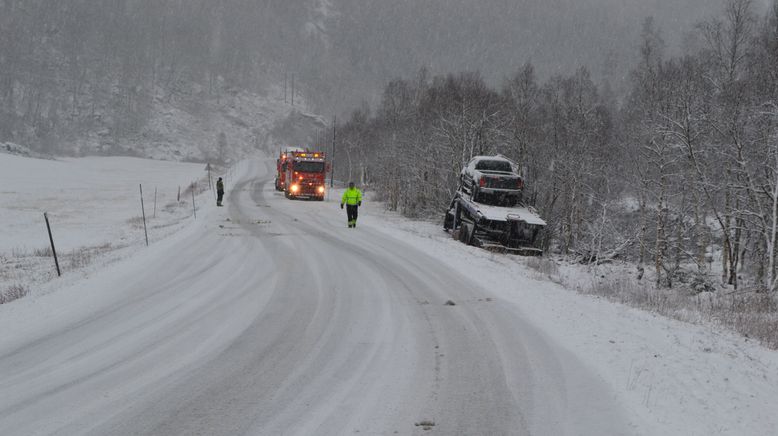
[340, 182, 363, 228]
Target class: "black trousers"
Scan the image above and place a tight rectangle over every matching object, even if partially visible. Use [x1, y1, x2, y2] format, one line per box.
[346, 204, 358, 223]
[217, 191, 224, 205]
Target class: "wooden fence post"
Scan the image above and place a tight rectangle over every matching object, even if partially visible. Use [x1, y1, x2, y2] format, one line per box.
[43, 212, 61, 277]
[140, 184, 149, 246]
[191, 182, 197, 219]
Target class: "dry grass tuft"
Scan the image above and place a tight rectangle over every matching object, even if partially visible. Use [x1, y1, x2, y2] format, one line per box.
[525, 256, 560, 278]
[0, 284, 30, 304]
[126, 216, 146, 228]
[558, 268, 778, 349]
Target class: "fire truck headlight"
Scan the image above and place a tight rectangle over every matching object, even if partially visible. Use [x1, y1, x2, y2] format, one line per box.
[317, 186, 325, 194]
[291, 184, 299, 193]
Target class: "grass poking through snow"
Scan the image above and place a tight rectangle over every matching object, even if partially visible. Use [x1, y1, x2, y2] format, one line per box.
[524, 257, 778, 349]
[0, 284, 29, 304]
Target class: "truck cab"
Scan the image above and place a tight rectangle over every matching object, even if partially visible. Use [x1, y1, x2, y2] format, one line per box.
[284, 151, 327, 201]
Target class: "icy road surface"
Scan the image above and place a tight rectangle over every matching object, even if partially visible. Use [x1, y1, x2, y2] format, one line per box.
[0, 159, 631, 435]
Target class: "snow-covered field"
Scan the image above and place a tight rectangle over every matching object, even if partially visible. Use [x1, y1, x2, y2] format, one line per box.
[1, 154, 777, 435]
[0, 154, 210, 252]
[0, 153, 218, 298]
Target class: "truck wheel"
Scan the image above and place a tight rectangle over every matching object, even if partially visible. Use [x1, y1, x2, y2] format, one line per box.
[444, 211, 453, 230]
[459, 223, 472, 245]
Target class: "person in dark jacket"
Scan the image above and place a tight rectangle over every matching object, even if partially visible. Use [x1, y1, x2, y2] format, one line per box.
[340, 182, 362, 228]
[216, 177, 224, 206]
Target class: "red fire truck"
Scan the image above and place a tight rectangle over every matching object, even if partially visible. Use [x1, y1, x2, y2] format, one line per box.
[280, 150, 328, 201]
[274, 147, 304, 192]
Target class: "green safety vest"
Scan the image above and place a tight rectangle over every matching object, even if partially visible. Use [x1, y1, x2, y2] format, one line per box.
[341, 188, 362, 205]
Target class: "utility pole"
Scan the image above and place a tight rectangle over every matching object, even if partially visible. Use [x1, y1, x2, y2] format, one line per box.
[291, 73, 295, 106]
[330, 116, 336, 188]
[284, 71, 287, 103]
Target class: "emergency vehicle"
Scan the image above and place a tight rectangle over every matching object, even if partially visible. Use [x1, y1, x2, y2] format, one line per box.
[274, 147, 304, 191]
[282, 150, 328, 201]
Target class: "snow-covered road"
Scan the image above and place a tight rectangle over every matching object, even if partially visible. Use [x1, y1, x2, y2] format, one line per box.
[1, 159, 633, 435]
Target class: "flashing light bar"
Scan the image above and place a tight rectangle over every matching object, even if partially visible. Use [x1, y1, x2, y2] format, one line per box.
[293, 152, 325, 159]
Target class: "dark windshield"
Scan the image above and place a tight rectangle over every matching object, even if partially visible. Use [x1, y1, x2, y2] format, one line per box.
[294, 161, 325, 172]
[475, 160, 512, 172]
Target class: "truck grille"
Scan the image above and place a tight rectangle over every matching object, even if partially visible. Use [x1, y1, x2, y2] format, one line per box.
[298, 179, 321, 193]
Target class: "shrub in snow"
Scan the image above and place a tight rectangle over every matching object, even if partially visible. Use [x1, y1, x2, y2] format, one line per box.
[689, 274, 715, 295]
[0, 284, 30, 304]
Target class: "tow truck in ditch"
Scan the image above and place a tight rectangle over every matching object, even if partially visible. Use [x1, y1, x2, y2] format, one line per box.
[443, 155, 546, 255]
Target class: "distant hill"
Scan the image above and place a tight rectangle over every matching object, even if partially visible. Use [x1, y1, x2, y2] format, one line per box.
[316, 0, 738, 111]
[0, 0, 325, 159]
[0, 0, 760, 155]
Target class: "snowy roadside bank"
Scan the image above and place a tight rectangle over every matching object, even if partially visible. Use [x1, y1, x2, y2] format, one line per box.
[355, 196, 778, 436]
